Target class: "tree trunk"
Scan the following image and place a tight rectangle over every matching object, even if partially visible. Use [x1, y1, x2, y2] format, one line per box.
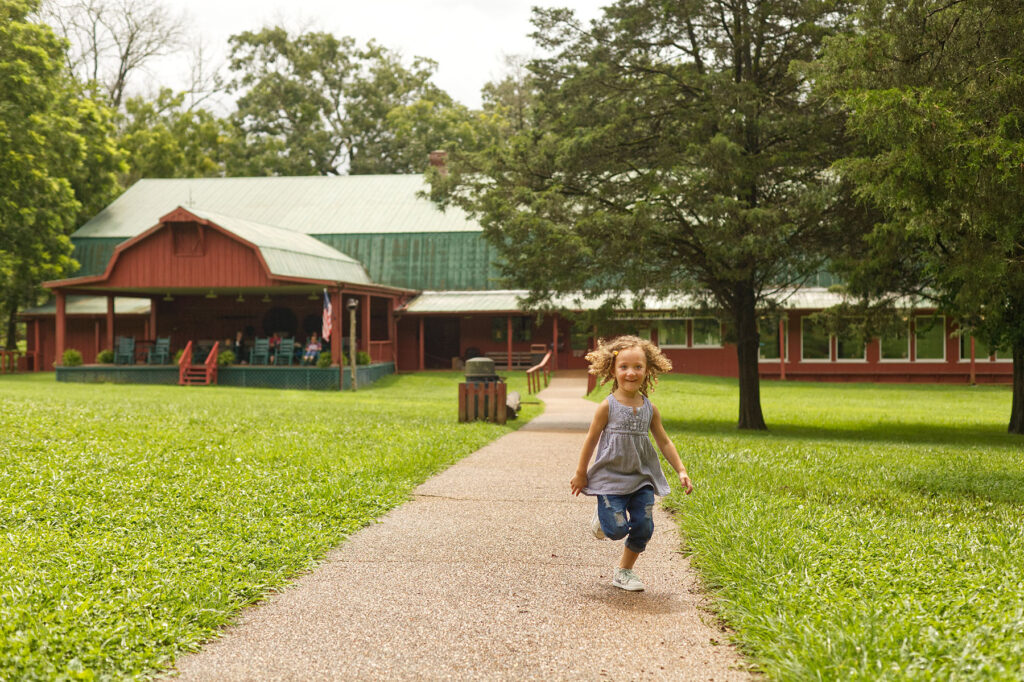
[1010, 342, 1024, 435]
[733, 286, 767, 430]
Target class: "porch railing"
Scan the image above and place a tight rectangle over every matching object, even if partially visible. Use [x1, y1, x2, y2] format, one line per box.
[526, 350, 552, 394]
[369, 340, 393, 363]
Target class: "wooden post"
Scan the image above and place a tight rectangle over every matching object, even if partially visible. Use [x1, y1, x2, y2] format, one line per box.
[361, 294, 371, 357]
[106, 295, 115, 352]
[94, 320, 100, 361]
[778, 318, 786, 381]
[55, 290, 66, 366]
[331, 289, 342, 364]
[33, 319, 40, 372]
[418, 317, 425, 370]
[149, 296, 157, 340]
[970, 335, 976, 386]
[389, 296, 398, 367]
[506, 315, 512, 371]
[552, 314, 559, 371]
[350, 299, 358, 391]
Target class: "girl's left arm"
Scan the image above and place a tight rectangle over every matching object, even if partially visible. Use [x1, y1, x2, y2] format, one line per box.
[650, 404, 693, 495]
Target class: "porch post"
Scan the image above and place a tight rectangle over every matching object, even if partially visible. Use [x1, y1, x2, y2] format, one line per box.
[331, 289, 342, 366]
[506, 315, 512, 371]
[94, 320, 100, 361]
[779, 318, 787, 381]
[33, 319, 40, 372]
[106, 295, 115, 352]
[418, 317, 425, 370]
[55, 290, 66, 366]
[389, 296, 398, 367]
[149, 296, 157, 339]
[361, 294, 370, 358]
[552, 314, 559, 370]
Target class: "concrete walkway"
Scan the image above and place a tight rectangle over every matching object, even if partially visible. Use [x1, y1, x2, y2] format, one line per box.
[171, 377, 752, 680]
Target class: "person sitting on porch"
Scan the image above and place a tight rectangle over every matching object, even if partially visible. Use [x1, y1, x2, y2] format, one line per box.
[303, 333, 321, 365]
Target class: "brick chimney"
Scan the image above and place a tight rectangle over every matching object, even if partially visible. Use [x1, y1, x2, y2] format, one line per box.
[428, 149, 448, 177]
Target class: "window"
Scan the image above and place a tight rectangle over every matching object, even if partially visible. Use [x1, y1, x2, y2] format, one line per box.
[492, 317, 531, 343]
[655, 320, 687, 347]
[959, 333, 976, 361]
[801, 317, 830, 361]
[692, 318, 721, 347]
[914, 315, 945, 361]
[880, 324, 910, 360]
[836, 327, 866, 361]
[758, 317, 787, 360]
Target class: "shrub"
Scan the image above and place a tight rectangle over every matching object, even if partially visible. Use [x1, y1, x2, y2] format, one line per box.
[173, 349, 185, 365]
[356, 350, 371, 365]
[96, 349, 114, 364]
[217, 349, 236, 366]
[61, 349, 83, 366]
[316, 351, 332, 368]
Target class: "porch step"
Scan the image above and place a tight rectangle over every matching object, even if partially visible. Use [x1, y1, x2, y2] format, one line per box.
[180, 365, 215, 386]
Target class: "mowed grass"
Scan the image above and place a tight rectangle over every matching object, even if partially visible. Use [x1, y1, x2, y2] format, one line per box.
[633, 375, 1023, 680]
[0, 372, 538, 680]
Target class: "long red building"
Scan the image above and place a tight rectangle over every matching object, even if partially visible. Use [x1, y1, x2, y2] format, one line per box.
[20, 175, 1011, 386]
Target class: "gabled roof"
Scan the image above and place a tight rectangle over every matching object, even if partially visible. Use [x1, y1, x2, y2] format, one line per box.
[181, 207, 372, 285]
[72, 175, 480, 239]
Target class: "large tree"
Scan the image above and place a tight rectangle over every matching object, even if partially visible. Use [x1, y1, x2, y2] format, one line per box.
[432, 0, 856, 429]
[227, 28, 453, 175]
[0, 0, 124, 349]
[815, 0, 1024, 433]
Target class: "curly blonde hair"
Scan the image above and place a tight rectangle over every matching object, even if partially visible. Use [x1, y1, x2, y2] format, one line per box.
[585, 335, 673, 396]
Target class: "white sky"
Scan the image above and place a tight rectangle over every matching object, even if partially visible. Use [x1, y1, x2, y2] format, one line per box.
[149, 0, 609, 109]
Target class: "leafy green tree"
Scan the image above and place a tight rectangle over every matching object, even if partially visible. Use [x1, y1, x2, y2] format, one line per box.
[118, 88, 239, 184]
[432, 0, 856, 429]
[227, 28, 451, 175]
[815, 0, 1024, 433]
[0, 0, 123, 348]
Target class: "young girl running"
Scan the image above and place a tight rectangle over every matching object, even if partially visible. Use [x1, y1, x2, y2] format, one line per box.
[570, 335, 693, 591]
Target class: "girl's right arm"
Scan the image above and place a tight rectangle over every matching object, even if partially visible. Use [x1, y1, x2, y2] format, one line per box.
[570, 400, 609, 496]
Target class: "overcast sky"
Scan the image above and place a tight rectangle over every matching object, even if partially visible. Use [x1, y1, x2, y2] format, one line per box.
[150, 0, 609, 109]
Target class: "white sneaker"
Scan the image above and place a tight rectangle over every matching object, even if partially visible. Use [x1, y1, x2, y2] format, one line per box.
[591, 509, 606, 540]
[612, 568, 645, 592]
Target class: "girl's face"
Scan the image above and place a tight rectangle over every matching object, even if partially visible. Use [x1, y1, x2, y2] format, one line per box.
[614, 346, 647, 392]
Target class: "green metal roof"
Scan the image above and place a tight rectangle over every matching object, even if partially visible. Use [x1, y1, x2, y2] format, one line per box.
[185, 207, 371, 284]
[21, 296, 151, 316]
[73, 176, 480, 239]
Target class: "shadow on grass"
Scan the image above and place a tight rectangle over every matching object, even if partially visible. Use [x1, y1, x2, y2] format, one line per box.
[661, 416, 1023, 451]
[899, 470, 1024, 507]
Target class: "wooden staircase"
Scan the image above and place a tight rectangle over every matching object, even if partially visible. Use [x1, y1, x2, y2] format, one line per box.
[178, 340, 219, 386]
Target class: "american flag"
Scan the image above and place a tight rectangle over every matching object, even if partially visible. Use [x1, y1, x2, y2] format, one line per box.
[322, 289, 332, 341]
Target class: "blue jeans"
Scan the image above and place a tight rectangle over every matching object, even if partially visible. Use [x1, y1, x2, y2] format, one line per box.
[596, 485, 655, 553]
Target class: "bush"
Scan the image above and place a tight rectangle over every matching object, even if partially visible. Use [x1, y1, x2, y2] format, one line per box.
[217, 349, 236, 367]
[173, 349, 184, 365]
[356, 350, 371, 365]
[96, 349, 114, 364]
[61, 349, 83, 366]
[316, 351, 332, 368]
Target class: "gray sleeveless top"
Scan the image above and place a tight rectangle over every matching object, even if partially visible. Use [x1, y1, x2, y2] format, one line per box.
[583, 394, 671, 497]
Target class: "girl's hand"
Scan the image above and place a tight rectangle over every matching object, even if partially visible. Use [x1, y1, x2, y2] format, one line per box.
[570, 471, 588, 496]
[678, 471, 693, 495]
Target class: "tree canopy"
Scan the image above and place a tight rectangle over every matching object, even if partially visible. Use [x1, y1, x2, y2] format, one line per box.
[815, 0, 1024, 433]
[0, 0, 123, 348]
[431, 0, 857, 429]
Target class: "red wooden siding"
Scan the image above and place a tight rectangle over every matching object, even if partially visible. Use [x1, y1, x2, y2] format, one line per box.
[104, 222, 275, 289]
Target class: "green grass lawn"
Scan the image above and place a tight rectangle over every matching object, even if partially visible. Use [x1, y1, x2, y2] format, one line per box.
[630, 375, 1023, 680]
[0, 371, 537, 680]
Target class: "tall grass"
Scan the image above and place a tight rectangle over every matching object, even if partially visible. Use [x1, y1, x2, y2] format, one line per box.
[0, 372, 536, 680]
[639, 376, 1023, 680]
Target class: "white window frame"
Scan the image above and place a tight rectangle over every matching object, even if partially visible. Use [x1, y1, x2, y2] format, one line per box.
[800, 316, 831, 363]
[654, 319, 689, 349]
[691, 317, 722, 348]
[879, 323, 911, 363]
[757, 319, 789, 362]
[913, 314, 946, 362]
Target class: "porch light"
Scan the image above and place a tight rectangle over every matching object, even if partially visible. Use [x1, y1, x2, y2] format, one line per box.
[307, 291, 319, 300]
[261, 294, 271, 303]
[162, 293, 174, 302]
[235, 293, 245, 303]
[204, 290, 217, 299]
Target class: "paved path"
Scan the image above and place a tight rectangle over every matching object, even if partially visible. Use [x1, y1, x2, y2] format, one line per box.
[171, 377, 752, 680]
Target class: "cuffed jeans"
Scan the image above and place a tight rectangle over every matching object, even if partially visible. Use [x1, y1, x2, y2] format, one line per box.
[596, 485, 655, 553]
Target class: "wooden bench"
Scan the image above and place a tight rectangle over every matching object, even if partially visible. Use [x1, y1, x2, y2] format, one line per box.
[484, 351, 536, 368]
